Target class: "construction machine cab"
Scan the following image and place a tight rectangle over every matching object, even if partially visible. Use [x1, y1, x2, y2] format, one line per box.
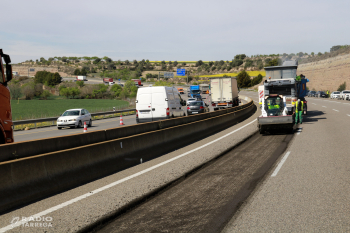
[0, 49, 13, 83]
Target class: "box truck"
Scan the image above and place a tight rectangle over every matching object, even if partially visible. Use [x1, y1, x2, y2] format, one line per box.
[210, 77, 239, 111]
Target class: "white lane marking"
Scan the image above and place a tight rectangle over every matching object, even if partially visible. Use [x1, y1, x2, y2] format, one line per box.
[271, 151, 291, 177]
[347, 114, 350, 117]
[312, 103, 316, 105]
[322, 106, 327, 108]
[296, 127, 302, 135]
[0, 119, 258, 232]
[333, 109, 339, 112]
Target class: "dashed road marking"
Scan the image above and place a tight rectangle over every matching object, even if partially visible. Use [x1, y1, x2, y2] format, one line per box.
[322, 106, 327, 108]
[347, 114, 350, 117]
[296, 127, 302, 135]
[333, 109, 339, 112]
[312, 103, 316, 105]
[271, 151, 291, 177]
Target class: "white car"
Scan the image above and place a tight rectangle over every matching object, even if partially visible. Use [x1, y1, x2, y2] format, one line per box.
[339, 90, 350, 100]
[57, 108, 92, 129]
[330, 91, 340, 99]
[187, 98, 196, 105]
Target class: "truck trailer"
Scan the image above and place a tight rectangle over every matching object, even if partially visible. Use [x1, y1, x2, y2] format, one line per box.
[210, 77, 239, 111]
[0, 49, 14, 144]
[103, 78, 115, 85]
[199, 84, 210, 94]
[76, 76, 87, 81]
[258, 60, 309, 134]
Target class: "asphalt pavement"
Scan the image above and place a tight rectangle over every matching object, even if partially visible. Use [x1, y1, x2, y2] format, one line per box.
[13, 114, 137, 143]
[222, 92, 350, 232]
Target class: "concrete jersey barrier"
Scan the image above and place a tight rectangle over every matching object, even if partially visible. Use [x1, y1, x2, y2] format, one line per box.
[0, 99, 249, 162]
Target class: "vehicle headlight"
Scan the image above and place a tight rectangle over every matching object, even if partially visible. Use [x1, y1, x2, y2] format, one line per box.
[57, 119, 61, 122]
[69, 119, 76, 121]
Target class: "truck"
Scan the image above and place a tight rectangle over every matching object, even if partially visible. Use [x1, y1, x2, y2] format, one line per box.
[76, 76, 87, 81]
[132, 79, 142, 87]
[103, 78, 115, 85]
[0, 49, 14, 144]
[177, 87, 184, 94]
[258, 60, 309, 134]
[189, 85, 201, 99]
[210, 77, 239, 111]
[199, 84, 210, 94]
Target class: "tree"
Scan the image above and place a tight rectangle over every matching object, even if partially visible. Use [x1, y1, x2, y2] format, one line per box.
[41, 90, 52, 100]
[103, 57, 112, 63]
[318, 52, 323, 56]
[161, 60, 166, 65]
[337, 82, 346, 92]
[61, 57, 67, 62]
[71, 87, 81, 98]
[74, 69, 81, 75]
[267, 58, 278, 66]
[21, 83, 35, 99]
[237, 70, 251, 88]
[60, 87, 71, 98]
[251, 74, 263, 86]
[125, 60, 130, 65]
[110, 83, 123, 97]
[311, 52, 315, 56]
[234, 54, 246, 60]
[173, 61, 178, 66]
[93, 58, 101, 64]
[9, 83, 22, 99]
[182, 62, 186, 66]
[195, 60, 203, 67]
[76, 80, 84, 87]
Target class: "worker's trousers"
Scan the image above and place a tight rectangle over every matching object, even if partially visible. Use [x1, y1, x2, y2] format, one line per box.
[295, 111, 302, 124]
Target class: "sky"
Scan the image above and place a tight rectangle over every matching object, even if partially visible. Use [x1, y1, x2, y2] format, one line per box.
[2, 0, 350, 63]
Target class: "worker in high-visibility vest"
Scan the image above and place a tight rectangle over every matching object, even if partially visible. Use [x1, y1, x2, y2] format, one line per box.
[295, 99, 303, 124]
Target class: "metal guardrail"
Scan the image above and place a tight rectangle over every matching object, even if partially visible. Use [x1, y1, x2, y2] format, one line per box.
[13, 109, 136, 128]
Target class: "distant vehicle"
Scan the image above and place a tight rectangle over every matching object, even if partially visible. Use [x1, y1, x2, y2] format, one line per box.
[339, 90, 350, 100]
[308, 91, 316, 97]
[117, 83, 124, 87]
[210, 77, 239, 111]
[186, 98, 196, 105]
[103, 78, 115, 85]
[12, 71, 19, 77]
[316, 91, 326, 98]
[187, 101, 209, 115]
[189, 85, 201, 99]
[76, 76, 87, 81]
[330, 91, 340, 99]
[57, 108, 92, 129]
[132, 79, 142, 87]
[177, 87, 184, 94]
[136, 86, 186, 123]
[199, 84, 210, 94]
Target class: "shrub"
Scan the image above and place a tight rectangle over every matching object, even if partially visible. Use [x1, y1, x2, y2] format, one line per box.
[337, 82, 346, 92]
[9, 83, 22, 99]
[41, 90, 52, 100]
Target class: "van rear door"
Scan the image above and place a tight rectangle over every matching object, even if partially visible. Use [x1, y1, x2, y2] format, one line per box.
[151, 87, 167, 121]
[137, 88, 152, 122]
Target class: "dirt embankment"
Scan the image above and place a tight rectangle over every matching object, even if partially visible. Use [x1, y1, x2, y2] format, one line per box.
[297, 53, 350, 91]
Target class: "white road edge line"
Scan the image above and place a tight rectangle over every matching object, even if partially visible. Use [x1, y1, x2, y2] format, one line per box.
[333, 109, 339, 112]
[0, 119, 258, 233]
[271, 151, 291, 177]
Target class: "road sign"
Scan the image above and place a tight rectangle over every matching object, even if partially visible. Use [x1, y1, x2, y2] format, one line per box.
[164, 72, 174, 78]
[177, 69, 186, 76]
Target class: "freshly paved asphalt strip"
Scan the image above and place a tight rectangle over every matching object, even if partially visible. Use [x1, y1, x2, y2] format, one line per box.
[223, 96, 350, 232]
[96, 131, 293, 233]
[0, 97, 259, 233]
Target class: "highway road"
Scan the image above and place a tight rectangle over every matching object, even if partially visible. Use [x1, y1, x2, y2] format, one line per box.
[5, 91, 349, 232]
[13, 92, 211, 143]
[13, 114, 138, 143]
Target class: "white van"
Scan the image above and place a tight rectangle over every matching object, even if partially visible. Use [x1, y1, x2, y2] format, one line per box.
[136, 86, 185, 123]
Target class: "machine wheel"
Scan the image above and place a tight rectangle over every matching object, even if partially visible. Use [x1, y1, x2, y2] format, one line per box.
[259, 125, 264, 134]
[88, 120, 92, 127]
[0, 133, 5, 144]
[57, 127, 62, 130]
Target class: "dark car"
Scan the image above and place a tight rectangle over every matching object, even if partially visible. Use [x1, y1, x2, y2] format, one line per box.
[308, 91, 316, 97]
[316, 91, 326, 98]
[187, 101, 209, 115]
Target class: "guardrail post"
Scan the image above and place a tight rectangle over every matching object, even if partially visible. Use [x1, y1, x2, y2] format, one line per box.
[34, 123, 37, 128]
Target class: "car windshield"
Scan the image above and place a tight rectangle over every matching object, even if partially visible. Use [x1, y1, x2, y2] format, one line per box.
[334, 92, 340, 94]
[188, 99, 195, 101]
[190, 90, 200, 94]
[189, 102, 203, 106]
[343, 91, 350, 93]
[62, 110, 80, 116]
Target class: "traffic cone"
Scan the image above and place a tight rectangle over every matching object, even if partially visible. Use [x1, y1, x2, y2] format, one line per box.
[84, 122, 87, 133]
[120, 114, 124, 125]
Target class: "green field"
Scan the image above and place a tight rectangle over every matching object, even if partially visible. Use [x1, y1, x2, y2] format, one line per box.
[11, 99, 130, 120]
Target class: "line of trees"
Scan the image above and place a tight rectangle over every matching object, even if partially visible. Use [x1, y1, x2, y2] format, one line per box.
[236, 71, 263, 88]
